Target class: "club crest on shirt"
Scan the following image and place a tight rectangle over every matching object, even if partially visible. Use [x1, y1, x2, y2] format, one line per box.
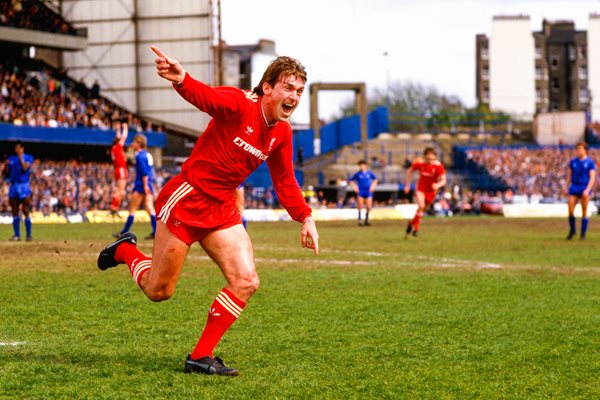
[243, 91, 258, 102]
[244, 125, 254, 136]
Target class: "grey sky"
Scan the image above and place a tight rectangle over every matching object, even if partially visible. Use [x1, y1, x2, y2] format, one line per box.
[221, 0, 600, 124]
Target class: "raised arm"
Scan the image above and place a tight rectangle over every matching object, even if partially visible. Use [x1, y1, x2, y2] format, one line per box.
[119, 123, 128, 146]
[152, 45, 185, 84]
[152, 45, 244, 118]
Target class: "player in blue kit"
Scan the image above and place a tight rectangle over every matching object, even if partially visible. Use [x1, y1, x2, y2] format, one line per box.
[566, 142, 596, 240]
[114, 134, 157, 240]
[349, 160, 378, 226]
[4, 141, 34, 241]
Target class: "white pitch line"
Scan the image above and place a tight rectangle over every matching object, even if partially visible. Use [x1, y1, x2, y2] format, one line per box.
[183, 254, 374, 266]
[273, 258, 372, 266]
[0, 341, 26, 347]
[414, 255, 502, 270]
[254, 245, 386, 257]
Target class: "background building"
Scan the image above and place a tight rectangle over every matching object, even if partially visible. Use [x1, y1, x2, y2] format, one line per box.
[476, 14, 600, 122]
[589, 13, 600, 124]
[220, 39, 277, 91]
[60, 0, 217, 137]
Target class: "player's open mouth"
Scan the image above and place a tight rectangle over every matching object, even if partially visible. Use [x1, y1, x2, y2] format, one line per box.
[282, 103, 294, 114]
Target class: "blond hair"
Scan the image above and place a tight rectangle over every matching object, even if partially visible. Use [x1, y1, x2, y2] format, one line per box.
[133, 134, 147, 149]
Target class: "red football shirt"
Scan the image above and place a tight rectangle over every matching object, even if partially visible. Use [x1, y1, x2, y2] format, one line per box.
[173, 73, 311, 223]
[111, 143, 126, 169]
[411, 160, 445, 192]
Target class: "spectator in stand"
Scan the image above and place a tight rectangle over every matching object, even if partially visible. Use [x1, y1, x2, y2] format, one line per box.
[0, 0, 78, 35]
[0, 61, 160, 133]
[91, 80, 100, 99]
[295, 146, 303, 168]
[0, 158, 179, 216]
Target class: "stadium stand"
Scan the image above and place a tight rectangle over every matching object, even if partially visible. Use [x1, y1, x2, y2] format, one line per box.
[0, 0, 78, 35]
[456, 145, 600, 201]
[0, 60, 154, 131]
[0, 160, 175, 215]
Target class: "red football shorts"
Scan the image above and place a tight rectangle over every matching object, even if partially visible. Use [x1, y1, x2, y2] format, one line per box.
[114, 166, 128, 180]
[156, 174, 242, 245]
[419, 190, 437, 205]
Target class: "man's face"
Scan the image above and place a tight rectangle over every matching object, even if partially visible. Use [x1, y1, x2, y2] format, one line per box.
[425, 152, 436, 164]
[15, 144, 23, 156]
[576, 145, 587, 158]
[359, 163, 368, 171]
[262, 75, 305, 123]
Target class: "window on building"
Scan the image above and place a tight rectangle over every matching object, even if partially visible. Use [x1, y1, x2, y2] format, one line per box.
[550, 55, 559, 70]
[569, 46, 576, 61]
[551, 102, 558, 112]
[482, 68, 489, 80]
[535, 47, 542, 59]
[535, 67, 543, 80]
[580, 88, 589, 104]
[579, 66, 588, 80]
[536, 90, 542, 102]
[551, 78, 560, 92]
[482, 89, 489, 103]
[481, 48, 488, 59]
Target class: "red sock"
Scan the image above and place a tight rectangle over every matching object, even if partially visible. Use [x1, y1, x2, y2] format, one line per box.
[191, 288, 246, 359]
[110, 195, 121, 211]
[412, 211, 424, 231]
[115, 243, 152, 286]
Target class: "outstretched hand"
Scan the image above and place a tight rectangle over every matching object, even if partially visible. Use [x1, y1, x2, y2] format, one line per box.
[151, 45, 185, 84]
[301, 217, 320, 255]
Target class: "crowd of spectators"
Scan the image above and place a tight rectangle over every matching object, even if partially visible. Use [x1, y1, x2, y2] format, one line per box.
[0, 159, 175, 215]
[0, 157, 287, 216]
[0, 62, 158, 131]
[466, 146, 600, 201]
[587, 122, 600, 144]
[0, 154, 521, 218]
[0, 0, 78, 35]
[244, 186, 280, 210]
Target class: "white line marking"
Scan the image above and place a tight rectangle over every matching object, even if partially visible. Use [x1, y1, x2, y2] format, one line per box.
[0, 341, 26, 347]
[414, 255, 502, 269]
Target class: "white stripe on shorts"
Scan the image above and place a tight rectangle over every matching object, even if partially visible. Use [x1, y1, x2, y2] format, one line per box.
[158, 182, 193, 223]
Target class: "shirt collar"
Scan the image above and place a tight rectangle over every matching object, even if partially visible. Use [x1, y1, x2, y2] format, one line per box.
[260, 101, 278, 128]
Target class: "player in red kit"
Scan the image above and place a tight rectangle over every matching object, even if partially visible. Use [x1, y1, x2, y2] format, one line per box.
[109, 122, 128, 215]
[97, 46, 319, 376]
[404, 147, 446, 237]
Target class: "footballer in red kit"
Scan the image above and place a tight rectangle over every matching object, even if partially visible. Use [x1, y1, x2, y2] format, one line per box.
[404, 147, 446, 237]
[109, 122, 128, 214]
[97, 45, 319, 376]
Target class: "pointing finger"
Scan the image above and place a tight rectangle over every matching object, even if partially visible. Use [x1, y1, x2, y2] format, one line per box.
[151, 45, 167, 59]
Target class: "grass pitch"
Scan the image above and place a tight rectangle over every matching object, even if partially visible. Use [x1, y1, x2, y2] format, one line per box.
[1, 217, 600, 399]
